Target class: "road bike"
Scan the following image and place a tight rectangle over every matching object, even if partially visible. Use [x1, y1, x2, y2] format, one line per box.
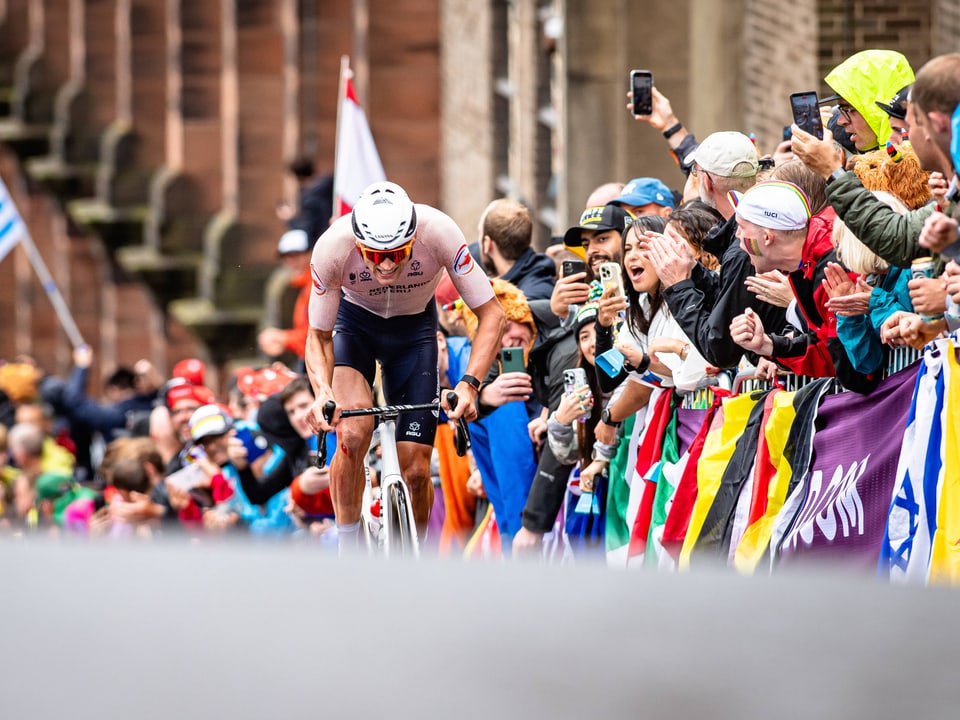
[316, 391, 469, 557]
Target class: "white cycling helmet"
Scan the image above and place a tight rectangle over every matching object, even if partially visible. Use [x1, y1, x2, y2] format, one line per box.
[351, 181, 418, 250]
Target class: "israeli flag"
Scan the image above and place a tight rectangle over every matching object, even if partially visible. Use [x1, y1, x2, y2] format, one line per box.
[0, 177, 27, 264]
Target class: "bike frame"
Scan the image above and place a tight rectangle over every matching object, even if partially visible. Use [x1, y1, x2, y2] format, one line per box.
[333, 402, 438, 558]
[317, 393, 467, 558]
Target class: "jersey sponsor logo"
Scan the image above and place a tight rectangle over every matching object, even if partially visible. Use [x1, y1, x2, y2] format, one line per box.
[310, 265, 327, 296]
[407, 259, 423, 277]
[349, 272, 357, 284]
[407, 421, 422, 438]
[359, 269, 372, 282]
[453, 245, 474, 276]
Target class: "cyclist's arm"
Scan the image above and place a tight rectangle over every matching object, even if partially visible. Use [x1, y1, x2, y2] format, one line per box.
[304, 327, 336, 432]
[450, 296, 505, 420]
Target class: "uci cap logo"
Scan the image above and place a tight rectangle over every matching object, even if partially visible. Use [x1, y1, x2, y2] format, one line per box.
[310, 265, 327, 296]
[453, 245, 474, 276]
[763, 210, 779, 219]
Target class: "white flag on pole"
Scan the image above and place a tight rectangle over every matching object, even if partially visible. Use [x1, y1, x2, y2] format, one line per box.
[333, 58, 386, 219]
[0, 177, 27, 264]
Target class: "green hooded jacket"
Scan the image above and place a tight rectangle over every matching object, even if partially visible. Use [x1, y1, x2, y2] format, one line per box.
[825, 49, 915, 151]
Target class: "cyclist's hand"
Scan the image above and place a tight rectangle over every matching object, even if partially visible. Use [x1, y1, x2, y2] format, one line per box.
[445, 383, 479, 422]
[306, 393, 338, 433]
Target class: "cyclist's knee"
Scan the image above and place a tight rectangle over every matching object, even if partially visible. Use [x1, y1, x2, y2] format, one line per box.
[334, 421, 373, 461]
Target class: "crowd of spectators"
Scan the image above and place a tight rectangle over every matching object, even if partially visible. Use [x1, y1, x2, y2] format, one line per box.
[2, 48, 959, 562]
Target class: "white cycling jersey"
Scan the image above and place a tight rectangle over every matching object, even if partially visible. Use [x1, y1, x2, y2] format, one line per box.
[308, 204, 494, 331]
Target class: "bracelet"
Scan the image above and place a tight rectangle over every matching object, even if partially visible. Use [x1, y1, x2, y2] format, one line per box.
[635, 350, 651, 374]
[662, 122, 683, 139]
[459, 374, 482, 393]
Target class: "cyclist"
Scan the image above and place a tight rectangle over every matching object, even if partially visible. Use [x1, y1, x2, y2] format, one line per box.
[304, 181, 505, 551]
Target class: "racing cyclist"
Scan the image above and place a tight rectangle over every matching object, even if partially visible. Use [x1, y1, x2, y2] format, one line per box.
[304, 181, 505, 551]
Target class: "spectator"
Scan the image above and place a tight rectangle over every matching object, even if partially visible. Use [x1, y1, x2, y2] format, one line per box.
[791, 53, 957, 268]
[60, 346, 158, 443]
[278, 154, 334, 244]
[818, 49, 915, 153]
[608, 177, 675, 218]
[477, 198, 557, 301]
[651, 131, 787, 369]
[728, 180, 877, 392]
[258, 229, 314, 364]
[876, 84, 912, 147]
[827, 192, 913, 375]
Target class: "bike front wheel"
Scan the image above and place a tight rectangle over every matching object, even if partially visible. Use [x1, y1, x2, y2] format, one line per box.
[384, 483, 418, 557]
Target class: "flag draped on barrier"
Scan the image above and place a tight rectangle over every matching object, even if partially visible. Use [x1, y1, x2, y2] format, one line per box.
[774, 367, 915, 571]
[333, 56, 386, 219]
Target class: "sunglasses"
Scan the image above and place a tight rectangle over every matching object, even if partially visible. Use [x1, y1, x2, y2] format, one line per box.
[355, 239, 414, 266]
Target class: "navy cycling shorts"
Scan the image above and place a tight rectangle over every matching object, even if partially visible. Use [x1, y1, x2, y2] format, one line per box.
[333, 300, 440, 446]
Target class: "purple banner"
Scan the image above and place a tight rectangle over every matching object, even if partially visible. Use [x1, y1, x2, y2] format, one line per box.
[676, 408, 707, 456]
[776, 367, 917, 571]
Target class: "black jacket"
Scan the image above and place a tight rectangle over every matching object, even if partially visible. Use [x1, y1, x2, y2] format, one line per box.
[501, 248, 557, 302]
[662, 215, 787, 369]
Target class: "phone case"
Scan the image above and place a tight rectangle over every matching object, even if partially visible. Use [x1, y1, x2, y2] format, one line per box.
[790, 91, 823, 140]
[563, 368, 588, 394]
[500, 347, 526, 374]
[599, 262, 624, 297]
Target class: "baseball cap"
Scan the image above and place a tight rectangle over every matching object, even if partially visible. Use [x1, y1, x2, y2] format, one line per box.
[729, 180, 812, 231]
[610, 177, 675, 210]
[683, 132, 759, 178]
[165, 380, 216, 410]
[562, 204, 634, 251]
[188, 404, 234, 442]
[875, 84, 911, 120]
[237, 365, 299, 400]
[172, 358, 206, 387]
[277, 228, 310, 255]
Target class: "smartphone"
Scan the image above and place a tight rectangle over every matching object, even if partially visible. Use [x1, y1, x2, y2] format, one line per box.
[789, 91, 823, 140]
[598, 262, 625, 297]
[563, 368, 588, 395]
[561, 259, 586, 278]
[500, 346, 527, 374]
[630, 70, 653, 117]
[782, 124, 793, 142]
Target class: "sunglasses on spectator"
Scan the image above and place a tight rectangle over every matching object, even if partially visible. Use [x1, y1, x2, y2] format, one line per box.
[355, 240, 414, 266]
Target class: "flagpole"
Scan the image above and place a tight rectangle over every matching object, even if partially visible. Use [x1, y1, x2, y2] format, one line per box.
[332, 55, 351, 220]
[19, 230, 86, 349]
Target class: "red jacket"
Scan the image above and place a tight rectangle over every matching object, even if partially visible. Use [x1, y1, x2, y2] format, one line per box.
[772, 207, 841, 377]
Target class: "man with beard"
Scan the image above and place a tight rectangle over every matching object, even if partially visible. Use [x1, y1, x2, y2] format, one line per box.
[477, 198, 557, 301]
[550, 204, 634, 322]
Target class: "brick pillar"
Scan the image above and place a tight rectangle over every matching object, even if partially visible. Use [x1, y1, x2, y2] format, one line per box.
[367, 0, 441, 207]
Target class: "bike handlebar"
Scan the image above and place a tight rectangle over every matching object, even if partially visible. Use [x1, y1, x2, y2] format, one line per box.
[315, 391, 468, 467]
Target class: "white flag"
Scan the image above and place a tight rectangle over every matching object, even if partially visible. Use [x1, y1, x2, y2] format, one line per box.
[0, 177, 27, 264]
[333, 64, 386, 219]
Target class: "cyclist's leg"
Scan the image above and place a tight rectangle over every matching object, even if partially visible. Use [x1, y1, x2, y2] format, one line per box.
[396, 440, 434, 533]
[331, 302, 379, 547]
[329, 365, 375, 526]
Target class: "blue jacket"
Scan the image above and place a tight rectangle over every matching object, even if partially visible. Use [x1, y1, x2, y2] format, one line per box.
[836, 267, 912, 374]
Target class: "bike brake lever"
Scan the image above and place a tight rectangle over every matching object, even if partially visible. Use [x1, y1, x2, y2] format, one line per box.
[445, 391, 470, 457]
[315, 400, 337, 468]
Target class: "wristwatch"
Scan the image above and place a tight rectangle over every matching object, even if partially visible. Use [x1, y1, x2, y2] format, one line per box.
[825, 167, 846, 186]
[601, 407, 620, 427]
[460, 374, 482, 393]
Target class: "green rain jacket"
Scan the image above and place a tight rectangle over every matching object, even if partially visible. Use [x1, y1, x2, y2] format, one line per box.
[824, 49, 916, 151]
